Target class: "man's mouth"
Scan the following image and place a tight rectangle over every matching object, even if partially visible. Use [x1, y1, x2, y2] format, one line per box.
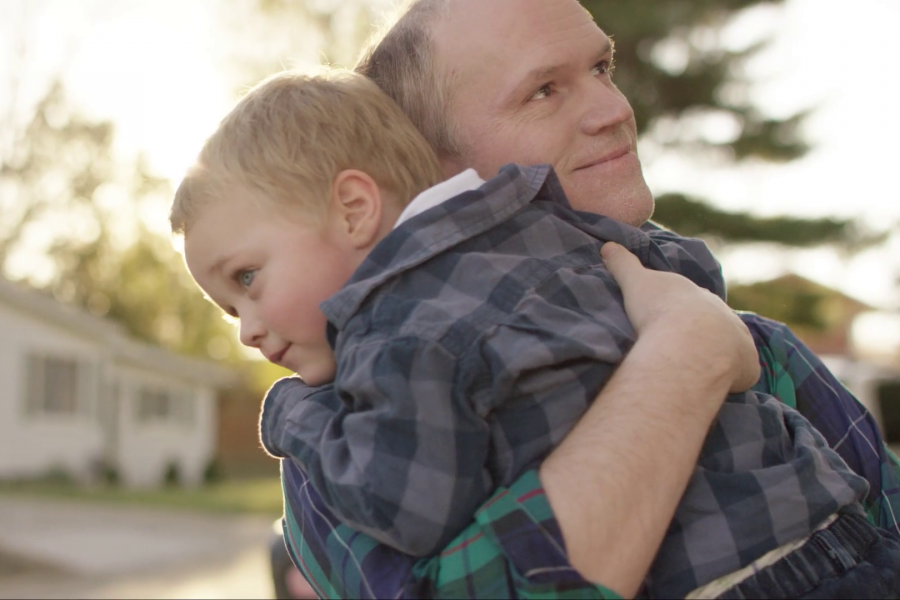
[573, 145, 631, 172]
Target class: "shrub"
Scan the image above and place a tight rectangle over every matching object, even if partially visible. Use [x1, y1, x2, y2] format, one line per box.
[163, 461, 182, 487]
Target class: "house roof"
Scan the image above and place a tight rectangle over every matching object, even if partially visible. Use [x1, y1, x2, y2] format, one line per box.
[0, 277, 237, 388]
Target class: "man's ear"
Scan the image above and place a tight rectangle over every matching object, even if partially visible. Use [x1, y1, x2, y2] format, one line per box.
[329, 169, 384, 250]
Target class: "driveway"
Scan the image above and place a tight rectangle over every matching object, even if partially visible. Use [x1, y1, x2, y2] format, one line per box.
[0, 495, 276, 599]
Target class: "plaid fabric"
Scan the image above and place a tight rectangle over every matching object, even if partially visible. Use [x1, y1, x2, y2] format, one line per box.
[262, 164, 884, 597]
[741, 312, 900, 537]
[277, 314, 900, 600]
[261, 164, 735, 558]
[277, 312, 900, 599]
[281, 462, 615, 599]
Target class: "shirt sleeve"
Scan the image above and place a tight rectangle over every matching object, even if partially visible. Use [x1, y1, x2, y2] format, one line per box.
[260, 336, 494, 557]
[742, 311, 900, 536]
[280, 457, 624, 599]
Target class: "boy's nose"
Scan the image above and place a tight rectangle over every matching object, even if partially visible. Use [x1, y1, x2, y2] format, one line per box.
[239, 316, 266, 348]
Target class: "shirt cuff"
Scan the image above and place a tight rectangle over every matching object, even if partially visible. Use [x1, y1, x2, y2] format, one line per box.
[258, 376, 316, 458]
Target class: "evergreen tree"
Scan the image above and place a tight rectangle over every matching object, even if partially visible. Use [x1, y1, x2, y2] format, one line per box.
[233, 0, 874, 249]
[579, 0, 874, 247]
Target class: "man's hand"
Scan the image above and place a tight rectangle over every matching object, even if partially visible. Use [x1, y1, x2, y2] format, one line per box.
[601, 242, 760, 393]
[540, 243, 761, 597]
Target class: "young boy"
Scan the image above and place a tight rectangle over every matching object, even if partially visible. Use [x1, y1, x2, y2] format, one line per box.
[171, 70, 898, 598]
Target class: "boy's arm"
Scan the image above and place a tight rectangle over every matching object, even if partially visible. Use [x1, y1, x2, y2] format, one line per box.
[260, 339, 494, 557]
[272, 245, 761, 599]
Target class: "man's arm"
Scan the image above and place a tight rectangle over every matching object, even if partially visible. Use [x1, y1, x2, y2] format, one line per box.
[540, 243, 760, 597]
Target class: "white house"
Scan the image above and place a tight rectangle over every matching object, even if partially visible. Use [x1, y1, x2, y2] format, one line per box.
[0, 277, 237, 488]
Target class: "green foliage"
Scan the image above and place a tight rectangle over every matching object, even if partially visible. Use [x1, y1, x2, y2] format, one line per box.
[203, 459, 224, 485]
[0, 81, 245, 364]
[163, 462, 182, 488]
[577, 1, 886, 250]
[0, 82, 117, 264]
[581, 1, 807, 162]
[97, 229, 244, 360]
[99, 461, 121, 487]
[728, 281, 829, 331]
[727, 274, 872, 336]
[653, 193, 886, 250]
[235, 0, 869, 250]
[35, 465, 76, 486]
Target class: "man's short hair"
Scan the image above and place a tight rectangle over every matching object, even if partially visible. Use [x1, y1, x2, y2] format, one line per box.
[170, 69, 444, 235]
[355, 0, 462, 161]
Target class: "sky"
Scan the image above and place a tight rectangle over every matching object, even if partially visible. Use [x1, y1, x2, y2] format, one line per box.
[1, 0, 899, 335]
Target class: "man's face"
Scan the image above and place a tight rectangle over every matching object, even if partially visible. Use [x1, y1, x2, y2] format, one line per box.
[184, 191, 357, 386]
[432, 0, 654, 226]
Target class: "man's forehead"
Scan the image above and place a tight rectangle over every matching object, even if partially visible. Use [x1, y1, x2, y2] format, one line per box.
[433, 0, 606, 72]
[432, 0, 609, 107]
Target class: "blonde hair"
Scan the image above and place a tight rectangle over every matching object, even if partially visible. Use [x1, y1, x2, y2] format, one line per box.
[355, 0, 463, 161]
[170, 69, 445, 235]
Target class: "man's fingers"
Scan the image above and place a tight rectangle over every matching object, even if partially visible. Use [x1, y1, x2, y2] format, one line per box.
[600, 242, 643, 286]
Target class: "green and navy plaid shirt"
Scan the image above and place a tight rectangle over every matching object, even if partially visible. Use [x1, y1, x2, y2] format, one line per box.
[260, 165, 899, 598]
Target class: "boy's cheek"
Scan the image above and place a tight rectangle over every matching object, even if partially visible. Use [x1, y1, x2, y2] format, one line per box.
[264, 301, 319, 341]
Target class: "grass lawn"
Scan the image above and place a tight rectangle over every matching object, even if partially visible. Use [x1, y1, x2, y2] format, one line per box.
[0, 477, 285, 516]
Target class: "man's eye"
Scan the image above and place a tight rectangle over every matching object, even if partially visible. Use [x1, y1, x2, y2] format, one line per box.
[530, 84, 552, 101]
[592, 59, 615, 77]
[238, 269, 257, 289]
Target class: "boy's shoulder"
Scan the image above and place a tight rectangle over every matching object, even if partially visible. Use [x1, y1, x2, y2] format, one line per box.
[320, 166, 585, 324]
[323, 164, 724, 343]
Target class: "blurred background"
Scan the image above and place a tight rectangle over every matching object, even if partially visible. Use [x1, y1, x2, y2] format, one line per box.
[0, 0, 898, 598]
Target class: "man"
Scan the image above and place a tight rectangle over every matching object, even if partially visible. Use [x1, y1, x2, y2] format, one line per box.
[277, 0, 900, 597]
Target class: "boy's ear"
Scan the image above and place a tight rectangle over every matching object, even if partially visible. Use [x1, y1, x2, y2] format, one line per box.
[329, 169, 385, 249]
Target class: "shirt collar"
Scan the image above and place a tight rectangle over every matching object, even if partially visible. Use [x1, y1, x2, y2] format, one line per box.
[394, 169, 486, 229]
[320, 163, 725, 332]
[322, 164, 553, 329]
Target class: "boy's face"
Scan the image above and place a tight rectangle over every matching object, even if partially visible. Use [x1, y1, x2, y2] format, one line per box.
[184, 190, 358, 386]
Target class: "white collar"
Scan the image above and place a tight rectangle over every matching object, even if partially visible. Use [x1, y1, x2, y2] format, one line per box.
[393, 169, 486, 229]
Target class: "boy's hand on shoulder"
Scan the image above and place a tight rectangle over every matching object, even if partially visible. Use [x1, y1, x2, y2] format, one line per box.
[600, 242, 760, 393]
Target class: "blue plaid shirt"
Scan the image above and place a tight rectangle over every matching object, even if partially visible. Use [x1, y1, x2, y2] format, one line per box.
[261, 164, 870, 597]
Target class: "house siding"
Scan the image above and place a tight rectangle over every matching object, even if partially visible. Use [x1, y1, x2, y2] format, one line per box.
[0, 302, 104, 481]
[0, 279, 231, 488]
[113, 364, 216, 488]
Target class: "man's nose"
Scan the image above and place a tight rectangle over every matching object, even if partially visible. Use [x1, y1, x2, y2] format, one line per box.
[578, 79, 634, 136]
[239, 312, 266, 348]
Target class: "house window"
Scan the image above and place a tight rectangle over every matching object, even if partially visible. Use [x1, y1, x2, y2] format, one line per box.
[136, 386, 194, 426]
[24, 355, 82, 416]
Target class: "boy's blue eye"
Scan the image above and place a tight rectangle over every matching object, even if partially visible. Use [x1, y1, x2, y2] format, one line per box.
[238, 269, 256, 288]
